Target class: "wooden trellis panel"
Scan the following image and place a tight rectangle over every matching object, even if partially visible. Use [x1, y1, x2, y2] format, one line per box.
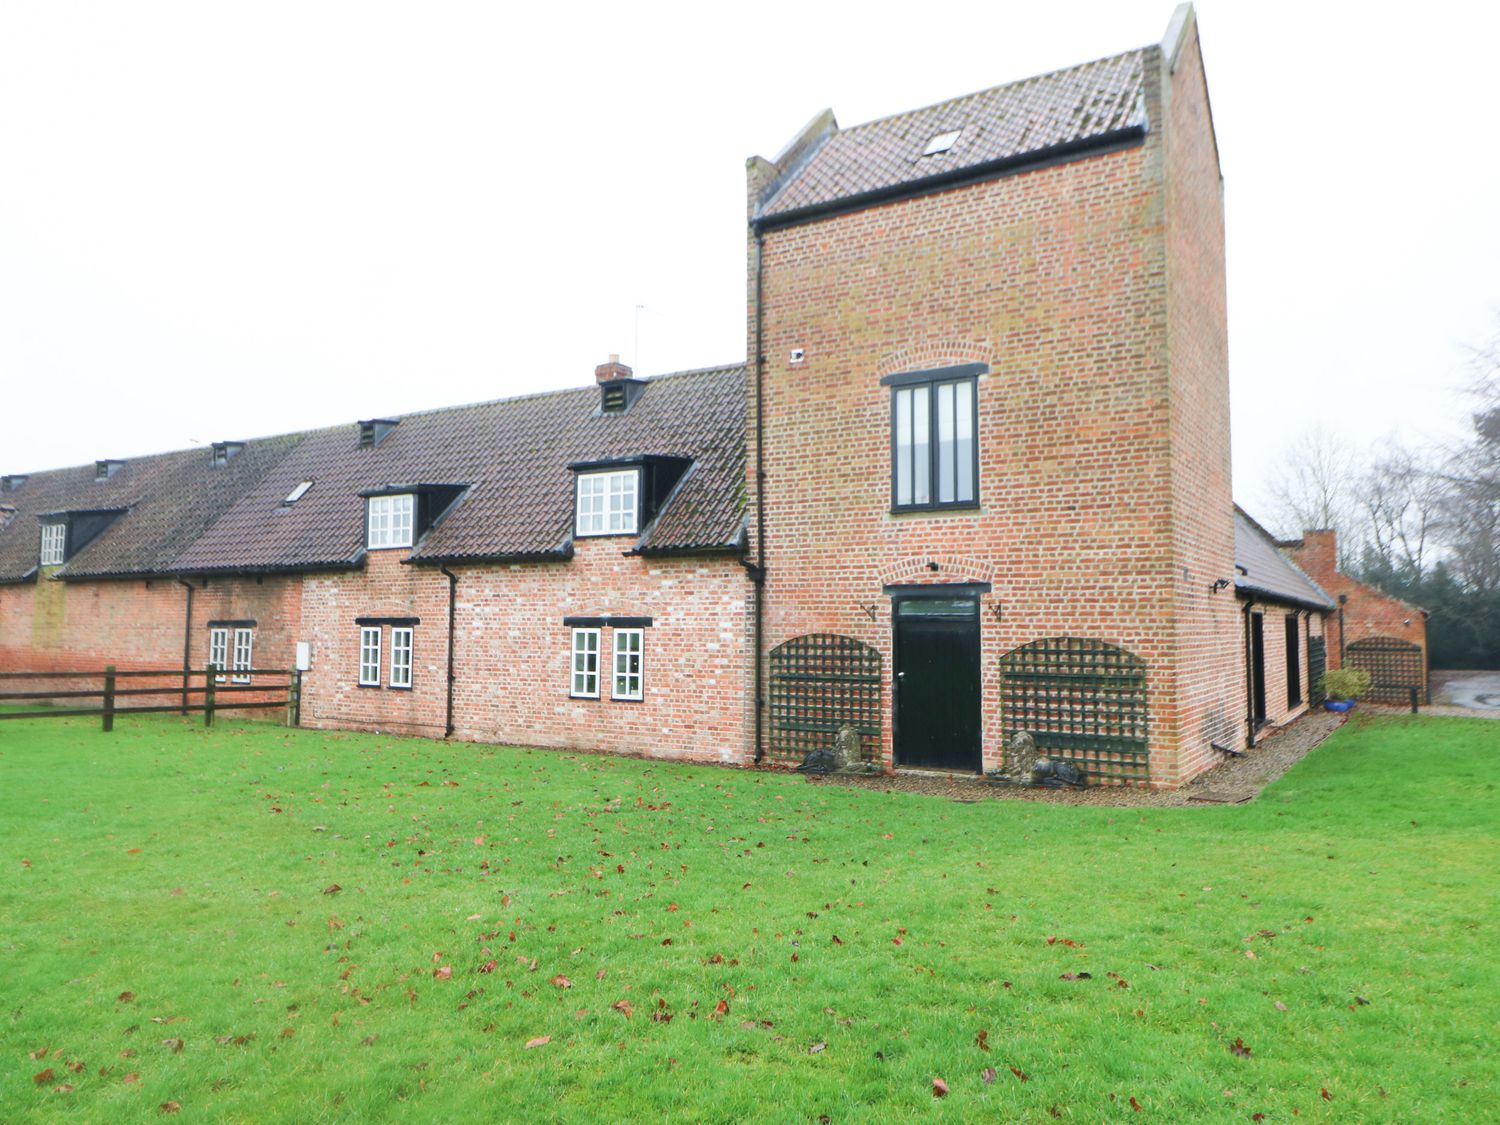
[1000, 637, 1149, 784]
[768, 634, 882, 763]
[1345, 636, 1425, 705]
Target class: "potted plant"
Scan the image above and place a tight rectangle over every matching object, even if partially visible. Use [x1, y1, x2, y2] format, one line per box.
[1320, 667, 1372, 712]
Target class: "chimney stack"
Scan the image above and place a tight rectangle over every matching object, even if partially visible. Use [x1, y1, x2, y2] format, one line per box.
[595, 354, 634, 383]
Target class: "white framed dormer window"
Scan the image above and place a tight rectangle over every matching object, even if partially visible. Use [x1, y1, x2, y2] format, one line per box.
[575, 470, 639, 537]
[208, 627, 229, 683]
[39, 522, 66, 566]
[612, 628, 644, 701]
[390, 627, 413, 689]
[571, 628, 600, 698]
[359, 626, 382, 686]
[367, 493, 415, 549]
[231, 628, 254, 684]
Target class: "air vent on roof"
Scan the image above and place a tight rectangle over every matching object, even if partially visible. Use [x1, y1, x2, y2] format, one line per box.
[358, 419, 398, 449]
[922, 129, 962, 156]
[1, 474, 27, 493]
[595, 354, 646, 414]
[282, 480, 313, 506]
[94, 459, 124, 481]
[210, 441, 245, 467]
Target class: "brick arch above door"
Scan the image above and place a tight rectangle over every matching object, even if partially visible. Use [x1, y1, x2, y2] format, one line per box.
[877, 555, 997, 591]
[875, 340, 991, 380]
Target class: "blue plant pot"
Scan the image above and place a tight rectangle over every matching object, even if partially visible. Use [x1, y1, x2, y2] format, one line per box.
[1324, 699, 1356, 713]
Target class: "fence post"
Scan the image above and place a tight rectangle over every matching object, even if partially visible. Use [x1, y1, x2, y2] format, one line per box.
[1410, 686, 1419, 715]
[204, 666, 216, 728]
[287, 669, 302, 728]
[102, 665, 116, 732]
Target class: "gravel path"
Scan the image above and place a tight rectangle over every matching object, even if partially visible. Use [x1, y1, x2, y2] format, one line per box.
[807, 709, 1348, 807]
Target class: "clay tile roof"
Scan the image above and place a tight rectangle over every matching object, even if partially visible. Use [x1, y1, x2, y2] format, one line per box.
[168, 364, 747, 572]
[1234, 507, 1334, 610]
[757, 48, 1151, 225]
[0, 437, 302, 583]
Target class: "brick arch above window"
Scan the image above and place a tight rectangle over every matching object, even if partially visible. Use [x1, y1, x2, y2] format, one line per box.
[877, 555, 998, 591]
[875, 340, 991, 382]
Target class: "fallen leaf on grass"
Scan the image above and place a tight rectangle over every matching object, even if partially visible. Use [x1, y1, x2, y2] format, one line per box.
[118, 991, 136, 1003]
[1059, 972, 1092, 981]
[1354, 995, 1370, 1006]
[478, 960, 498, 974]
[549, 975, 572, 989]
[279, 1028, 295, 1039]
[159, 1101, 182, 1113]
[1228, 1038, 1252, 1058]
[1130, 1095, 1143, 1111]
[323, 884, 341, 895]
[1321, 1088, 1334, 1101]
[434, 966, 452, 980]
[124, 1072, 141, 1084]
[161, 1038, 184, 1053]
[524, 1036, 551, 1049]
[809, 1041, 826, 1054]
[981, 1066, 997, 1085]
[975, 1029, 990, 1051]
[1010, 1066, 1029, 1082]
[612, 1000, 634, 1018]
[932, 1077, 948, 1098]
[34, 1068, 55, 1085]
[1274, 1000, 1288, 1011]
[52, 1084, 75, 1094]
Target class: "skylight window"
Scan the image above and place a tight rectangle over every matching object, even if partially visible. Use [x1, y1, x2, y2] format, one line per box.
[283, 481, 313, 505]
[922, 129, 962, 156]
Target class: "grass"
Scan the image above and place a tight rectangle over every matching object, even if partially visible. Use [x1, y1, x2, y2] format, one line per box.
[1, 711, 1496, 1122]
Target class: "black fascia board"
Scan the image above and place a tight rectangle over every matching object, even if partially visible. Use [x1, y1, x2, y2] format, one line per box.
[752, 126, 1147, 233]
[568, 454, 692, 474]
[624, 540, 743, 558]
[355, 615, 421, 627]
[207, 618, 257, 628]
[1234, 582, 1334, 612]
[562, 615, 653, 628]
[405, 545, 574, 567]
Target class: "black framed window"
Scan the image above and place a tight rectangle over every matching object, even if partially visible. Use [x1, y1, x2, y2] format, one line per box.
[888, 369, 978, 510]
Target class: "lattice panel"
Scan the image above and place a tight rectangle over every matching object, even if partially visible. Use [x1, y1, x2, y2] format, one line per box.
[1000, 637, 1149, 784]
[768, 634, 882, 763]
[1345, 636, 1425, 705]
[1308, 636, 1328, 707]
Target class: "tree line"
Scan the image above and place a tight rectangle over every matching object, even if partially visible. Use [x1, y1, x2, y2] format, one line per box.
[1265, 331, 1500, 669]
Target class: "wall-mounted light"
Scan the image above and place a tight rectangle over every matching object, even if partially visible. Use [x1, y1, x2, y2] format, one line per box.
[926, 560, 940, 571]
[1210, 578, 1231, 593]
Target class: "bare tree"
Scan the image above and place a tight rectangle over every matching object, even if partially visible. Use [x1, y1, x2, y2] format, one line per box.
[1436, 332, 1500, 592]
[1264, 426, 1364, 564]
[1360, 439, 1444, 581]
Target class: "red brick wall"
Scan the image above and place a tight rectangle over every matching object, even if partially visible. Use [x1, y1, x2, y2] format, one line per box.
[1243, 602, 1324, 734]
[1284, 529, 1429, 691]
[0, 570, 301, 707]
[747, 42, 1237, 786]
[298, 543, 754, 764]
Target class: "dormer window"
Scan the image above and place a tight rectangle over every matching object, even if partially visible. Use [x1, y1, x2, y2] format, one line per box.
[94, 459, 124, 481]
[1, 474, 27, 493]
[358, 419, 398, 449]
[210, 441, 245, 467]
[366, 493, 415, 549]
[576, 469, 639, 536]
[39, 522, 66, 566]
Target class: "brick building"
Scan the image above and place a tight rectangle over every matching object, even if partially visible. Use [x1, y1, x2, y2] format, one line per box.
[1, 5, 1331, 785]
[1283, 527, 1429, 704]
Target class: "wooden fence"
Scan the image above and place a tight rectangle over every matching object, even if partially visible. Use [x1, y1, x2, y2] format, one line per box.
[0, 666, 301, 730]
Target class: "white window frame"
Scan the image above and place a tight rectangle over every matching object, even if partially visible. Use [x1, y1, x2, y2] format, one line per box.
[39, 522, 66, 566]
[366, 493, 416, 549]
[390, 627, 414, 689]
[612, 628, 644, 701]
[570, 628, 600, 698]
[359, 626, 382, 686]
[574, 469, 640, 537]
[231, 627, 254, 684]
[208, 627, 230, 684]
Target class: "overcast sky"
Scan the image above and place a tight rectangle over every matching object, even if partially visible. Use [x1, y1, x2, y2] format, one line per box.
[3, 1, 1497, 519]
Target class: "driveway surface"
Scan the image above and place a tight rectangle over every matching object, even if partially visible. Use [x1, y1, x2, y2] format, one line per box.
[1428, 670, 1500, 716]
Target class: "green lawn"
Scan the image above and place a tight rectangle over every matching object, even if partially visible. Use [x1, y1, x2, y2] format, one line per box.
[1, 712, 1496, 1122]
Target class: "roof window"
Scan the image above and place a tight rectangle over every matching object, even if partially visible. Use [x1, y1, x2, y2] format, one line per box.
[922, 129, 962, 156]
[358, 419, 399, 449]
[282, 480, 314, 505]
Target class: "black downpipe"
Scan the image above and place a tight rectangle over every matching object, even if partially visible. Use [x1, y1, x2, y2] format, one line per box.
[750, 229, 767, 764]
[440, 565, 458, 737]
[177, 578, 195, 714]
[1241, 600, 1257, 749]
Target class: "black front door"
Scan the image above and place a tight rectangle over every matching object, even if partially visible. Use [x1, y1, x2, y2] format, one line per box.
[894, 595, 981, 771]
[1249, 612, 1267, 726]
